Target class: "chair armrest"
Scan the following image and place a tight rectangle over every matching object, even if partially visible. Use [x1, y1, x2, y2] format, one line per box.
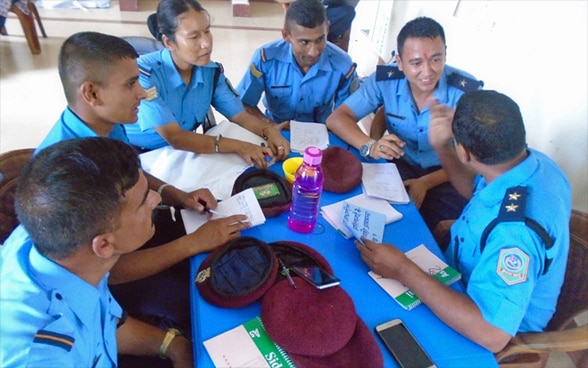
[495, 325, 588, 363]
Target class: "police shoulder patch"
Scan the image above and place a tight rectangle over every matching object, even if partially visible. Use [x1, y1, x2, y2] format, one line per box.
[496, 247, 530, 285]
[376, 65, 404, 81]
[447, 72, 484, 92]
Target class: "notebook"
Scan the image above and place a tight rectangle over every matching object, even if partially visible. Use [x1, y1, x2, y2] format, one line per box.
[369, 244, 461, 310]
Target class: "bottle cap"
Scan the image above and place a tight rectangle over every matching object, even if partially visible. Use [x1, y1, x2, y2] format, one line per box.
[303, 147, 322, 166]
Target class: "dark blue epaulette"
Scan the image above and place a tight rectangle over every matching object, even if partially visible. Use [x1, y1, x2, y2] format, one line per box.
[447, 72, 484, 92]
[480, 186, 554, 275]
[376, 65, 404, 81]
[33, 329, 75, 352]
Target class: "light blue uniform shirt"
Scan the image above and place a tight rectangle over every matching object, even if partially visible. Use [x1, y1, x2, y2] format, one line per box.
[446, 149, 571, 335]
[237, 39, 357, 124]
[36, 107, 129, 154]
[344, 64, 482, 168]
[0, 225, 122, 367]
[125, 49, 244, 149]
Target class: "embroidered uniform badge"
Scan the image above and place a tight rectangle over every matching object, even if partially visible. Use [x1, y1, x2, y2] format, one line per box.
[496, 247, 530, 285]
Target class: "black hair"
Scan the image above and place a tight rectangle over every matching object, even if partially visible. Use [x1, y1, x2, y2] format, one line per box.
[284, 0, 327, 31]
[396, 16, 445, 57]
[452, 90, 527, 165]
[15, 138, 141, 260]
[148, 0, 209, 42]
[58, 32, 138, 105]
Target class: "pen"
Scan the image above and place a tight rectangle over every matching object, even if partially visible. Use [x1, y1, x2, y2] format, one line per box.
[277, 257, 297, 289]
[260, 142, 272, 162]
[197, 199, 248, 225]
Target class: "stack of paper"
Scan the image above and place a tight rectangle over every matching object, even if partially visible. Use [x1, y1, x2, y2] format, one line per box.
[368, 244, 461, 310]
[181, 188, 266, 233]
[361, 163, 410, 204]
[321, 193, 402, 239]
[289, 121, 330, 153]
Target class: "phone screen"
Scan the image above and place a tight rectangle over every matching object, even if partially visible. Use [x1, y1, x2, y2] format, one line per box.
[376, 320, 436, 368]
[290, 264, 340, 289]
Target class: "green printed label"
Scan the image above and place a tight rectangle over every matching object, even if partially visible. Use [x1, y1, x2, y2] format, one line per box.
[243, 318, 296, 368]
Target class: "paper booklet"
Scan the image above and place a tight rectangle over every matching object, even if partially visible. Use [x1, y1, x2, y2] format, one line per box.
[368, 244, 461, 310]
[342, 202, 385, 244]
[203, 317, 295, 368]
[290, 120, 330, 153]
[361, 162, 410, 204]
[321, 193, 403, 239]
[181, 188, 266, 233]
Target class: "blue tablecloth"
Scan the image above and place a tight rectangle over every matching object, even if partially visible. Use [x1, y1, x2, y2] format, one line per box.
[189, 133, 497, 368]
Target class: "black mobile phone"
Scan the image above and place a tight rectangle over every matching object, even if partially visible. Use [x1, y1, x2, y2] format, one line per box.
[375, 319, 437, 368]
[289, 264, 341, 289]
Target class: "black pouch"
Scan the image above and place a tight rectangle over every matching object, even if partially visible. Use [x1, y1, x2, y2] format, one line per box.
[232, 168, 291, 217]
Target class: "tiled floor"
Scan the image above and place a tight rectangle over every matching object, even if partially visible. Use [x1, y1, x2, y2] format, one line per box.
[0, 2, 578, 367]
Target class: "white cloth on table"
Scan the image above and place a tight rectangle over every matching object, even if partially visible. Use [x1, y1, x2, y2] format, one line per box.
[139, 121, 268, 200]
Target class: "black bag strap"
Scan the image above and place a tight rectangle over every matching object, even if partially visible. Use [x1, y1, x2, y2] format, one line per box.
[480, 186, 554, 275]
[202, 64, 222, 133]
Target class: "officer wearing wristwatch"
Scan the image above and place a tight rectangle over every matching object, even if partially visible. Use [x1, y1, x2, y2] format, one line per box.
[359, 139, 377, 159]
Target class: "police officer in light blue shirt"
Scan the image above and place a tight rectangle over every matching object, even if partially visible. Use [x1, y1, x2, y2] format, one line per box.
[124, 0, 289, 167]
[0, 138, 194, 367]
[327, 16, 483, 234]
[357, 90, 571, 352]
[237, 0, 357, 125]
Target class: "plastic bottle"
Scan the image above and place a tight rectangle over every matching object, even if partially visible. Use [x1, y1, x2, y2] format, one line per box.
[288, 146, 324, 233]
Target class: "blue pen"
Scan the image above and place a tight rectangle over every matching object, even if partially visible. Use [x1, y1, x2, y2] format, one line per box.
[260, 142, 272, 162]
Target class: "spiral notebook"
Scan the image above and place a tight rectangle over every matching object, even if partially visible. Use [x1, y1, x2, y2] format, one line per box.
[368, 244, 461, 310]
[203, 317, 295, 368]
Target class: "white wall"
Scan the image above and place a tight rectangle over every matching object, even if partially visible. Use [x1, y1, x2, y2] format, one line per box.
[353, 0, 588, 212]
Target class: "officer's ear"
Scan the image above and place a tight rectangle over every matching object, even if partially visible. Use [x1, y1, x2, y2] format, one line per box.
[91, 232, 116, 259]
[162, 34, 176, 51]
[80, 81, 101, 106]
[455, 141, 472, 164]
[282, 27, 290, 43]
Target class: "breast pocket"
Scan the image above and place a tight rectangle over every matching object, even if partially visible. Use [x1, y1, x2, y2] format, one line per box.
[268, 85, 293, 119]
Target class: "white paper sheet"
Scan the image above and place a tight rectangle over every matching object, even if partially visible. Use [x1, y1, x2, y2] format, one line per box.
[289, 120, 329, 153]
[361, 162, 410, 204]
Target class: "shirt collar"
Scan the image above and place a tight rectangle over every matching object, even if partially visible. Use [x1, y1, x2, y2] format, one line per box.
[28, 243, 111, 327]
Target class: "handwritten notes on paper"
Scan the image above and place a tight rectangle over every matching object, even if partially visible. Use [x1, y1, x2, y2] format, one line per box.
[342, 203, 385, 244]
[290, 121, 330, 153]
[181, 188, 266, 233]
[361, 163, 410, 204]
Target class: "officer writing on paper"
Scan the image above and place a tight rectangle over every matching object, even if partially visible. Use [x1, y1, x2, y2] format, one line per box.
[326, 16, 483, 234]
[0, 138, 193, 367]
[237, 0, 358, 127]
[357, 90, 571, 352]
[125, 0, 289, 168]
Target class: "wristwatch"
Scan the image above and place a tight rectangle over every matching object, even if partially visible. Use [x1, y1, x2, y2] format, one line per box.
[159, 328, 182, 359]
[360, 139, 377, 158]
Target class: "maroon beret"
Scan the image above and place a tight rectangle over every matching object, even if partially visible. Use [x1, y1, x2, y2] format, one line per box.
[195, 237, 279, 308]
[232, 168, 291, 217]
[289, 317, 384, 368]
[321, 146, 363, 193]
[261, 279, 357, 357]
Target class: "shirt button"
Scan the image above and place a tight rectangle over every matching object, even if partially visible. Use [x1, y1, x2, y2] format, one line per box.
[55, 293, 62, 300]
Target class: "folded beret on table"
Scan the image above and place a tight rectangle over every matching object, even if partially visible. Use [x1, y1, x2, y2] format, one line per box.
[321, 146, 363, 193]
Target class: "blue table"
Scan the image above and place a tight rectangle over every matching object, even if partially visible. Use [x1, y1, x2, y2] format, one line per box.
[189, 134, 497, 368]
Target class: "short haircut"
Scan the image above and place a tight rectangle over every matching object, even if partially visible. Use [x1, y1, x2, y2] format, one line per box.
[284, 0, 327, 32]
[452, 90, 527, 165]
[396, 16, 446, 57]
[150, 0, 209, 42]
[58, 32, 138, 105]
[15, 138, 141, 260]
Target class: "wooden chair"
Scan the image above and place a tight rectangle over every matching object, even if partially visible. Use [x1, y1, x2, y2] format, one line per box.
[1, 0, 47, 55]
[0, 148, 34, 244]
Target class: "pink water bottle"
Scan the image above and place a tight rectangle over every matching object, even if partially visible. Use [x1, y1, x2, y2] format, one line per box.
[287, 147, 324, 233]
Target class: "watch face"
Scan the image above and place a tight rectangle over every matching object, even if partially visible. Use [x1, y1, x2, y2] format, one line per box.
[360, 144, 369, 157]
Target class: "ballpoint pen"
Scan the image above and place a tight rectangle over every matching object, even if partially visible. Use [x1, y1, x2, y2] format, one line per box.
[277, 257, 297, 289]
[197, 199, 248, 225]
